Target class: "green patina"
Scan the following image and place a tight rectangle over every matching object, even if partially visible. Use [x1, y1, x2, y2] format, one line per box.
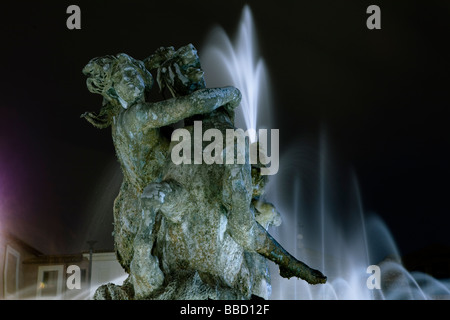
[82, 44, 326, 300]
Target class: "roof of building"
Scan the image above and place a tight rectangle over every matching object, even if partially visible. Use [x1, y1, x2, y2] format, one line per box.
[23, 253, 87, 264]
[0, 230, 44, 257]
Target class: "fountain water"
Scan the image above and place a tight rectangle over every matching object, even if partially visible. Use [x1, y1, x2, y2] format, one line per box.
[201, 5, 450, 300]
[200, 6, 272, 143]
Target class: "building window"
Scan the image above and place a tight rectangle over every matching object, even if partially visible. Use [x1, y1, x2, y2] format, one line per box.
[81, 268, 87, 284]
[3, 245, 20, 299]
[37, 265, 64, 299]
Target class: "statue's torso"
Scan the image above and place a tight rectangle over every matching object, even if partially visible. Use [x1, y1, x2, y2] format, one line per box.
[111, 112, 170, 193]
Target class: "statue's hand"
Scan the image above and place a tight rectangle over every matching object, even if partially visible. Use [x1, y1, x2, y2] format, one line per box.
[142, 182, 173, 209]
[223, 102, 237, 115]
[142, 180, 187, 223]
[253, 200, 282, 229]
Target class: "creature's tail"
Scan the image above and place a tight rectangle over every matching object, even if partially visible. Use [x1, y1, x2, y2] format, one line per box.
[254, 223, 327, 285]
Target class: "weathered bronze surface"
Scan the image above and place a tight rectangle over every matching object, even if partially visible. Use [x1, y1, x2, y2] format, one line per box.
[82, 44, 326, 300]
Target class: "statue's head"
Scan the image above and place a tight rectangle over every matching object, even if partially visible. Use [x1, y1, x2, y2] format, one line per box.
[82, 53, 153, 128]
[83, 53, 153, 109]
[145, 44, 206, 97]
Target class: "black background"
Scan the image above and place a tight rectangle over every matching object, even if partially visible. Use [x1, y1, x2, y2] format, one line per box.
[0, 0, 449, 263]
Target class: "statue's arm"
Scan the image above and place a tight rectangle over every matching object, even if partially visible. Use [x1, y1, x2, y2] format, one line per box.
[126, 86, 241, 131]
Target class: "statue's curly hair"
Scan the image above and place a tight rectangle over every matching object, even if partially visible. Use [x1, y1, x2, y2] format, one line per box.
[144, 44, 205, 98]
[82, 54, 152, 129]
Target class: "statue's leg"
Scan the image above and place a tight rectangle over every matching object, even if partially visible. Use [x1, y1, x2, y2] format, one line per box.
[113, 182, 138, 273]
[129, 204, 165, 299]
[222, 146, 326, 284]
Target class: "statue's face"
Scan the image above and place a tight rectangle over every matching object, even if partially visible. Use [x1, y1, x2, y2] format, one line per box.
[83, 54, 153, 109]
[157, 44, 206, 97]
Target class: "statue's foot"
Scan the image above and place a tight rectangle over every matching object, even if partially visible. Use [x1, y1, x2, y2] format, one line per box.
[93, 282, 131, 300]
[279, 260, 327, 284]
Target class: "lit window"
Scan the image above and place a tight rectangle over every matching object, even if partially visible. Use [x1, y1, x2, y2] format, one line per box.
[36, 265, 64, 299]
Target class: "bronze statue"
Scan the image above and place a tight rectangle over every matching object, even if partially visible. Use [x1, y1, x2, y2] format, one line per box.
[82, 44, 326, 300]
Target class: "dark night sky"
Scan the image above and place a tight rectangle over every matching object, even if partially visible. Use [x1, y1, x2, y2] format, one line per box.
[0, 0, 449, 259]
